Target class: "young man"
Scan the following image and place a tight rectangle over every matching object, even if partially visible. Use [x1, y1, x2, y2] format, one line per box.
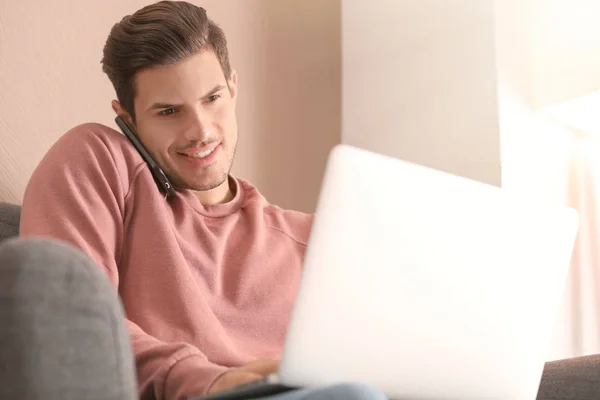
[18, 1, 387, 399]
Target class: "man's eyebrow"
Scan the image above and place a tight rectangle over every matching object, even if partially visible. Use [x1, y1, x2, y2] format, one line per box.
[147, 102, 180, 112]
[146, 85, 227, 112]
[202, 84, 227, 99]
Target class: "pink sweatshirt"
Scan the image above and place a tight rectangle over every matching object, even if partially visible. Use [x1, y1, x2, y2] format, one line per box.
[19, 123, 313, 399]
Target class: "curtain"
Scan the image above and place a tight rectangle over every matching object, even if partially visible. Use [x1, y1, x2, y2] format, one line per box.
[557, 132, 600, 359]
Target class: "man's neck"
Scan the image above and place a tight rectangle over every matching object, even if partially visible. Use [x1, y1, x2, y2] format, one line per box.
[193, 177, 235, 206]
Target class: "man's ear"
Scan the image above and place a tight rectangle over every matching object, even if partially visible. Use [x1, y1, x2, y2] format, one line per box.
[228, 70, 238, 106]
[111, 99, 135, 127]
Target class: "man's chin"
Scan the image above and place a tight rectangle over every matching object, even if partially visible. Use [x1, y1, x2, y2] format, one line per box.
[179, 175, 229, 192]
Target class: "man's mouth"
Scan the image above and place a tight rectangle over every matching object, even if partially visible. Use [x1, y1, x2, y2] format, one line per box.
[188, 146, 217, 159]
[179, 143, 220, 159]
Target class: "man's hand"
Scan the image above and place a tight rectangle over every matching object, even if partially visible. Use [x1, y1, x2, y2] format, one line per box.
[207, 359, 279, 394]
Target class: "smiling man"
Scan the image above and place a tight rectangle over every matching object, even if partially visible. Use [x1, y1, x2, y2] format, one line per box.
[119, 49, 239, 205]
[18, 1, 386, 400]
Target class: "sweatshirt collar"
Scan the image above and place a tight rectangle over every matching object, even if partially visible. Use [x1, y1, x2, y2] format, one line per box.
[181, 176, 245, 218]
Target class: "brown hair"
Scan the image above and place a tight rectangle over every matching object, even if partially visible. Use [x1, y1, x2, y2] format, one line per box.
[101, 1, 231, 122]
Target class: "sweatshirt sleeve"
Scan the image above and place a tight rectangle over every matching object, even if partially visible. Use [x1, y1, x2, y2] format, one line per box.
[19, 124, 227, 399]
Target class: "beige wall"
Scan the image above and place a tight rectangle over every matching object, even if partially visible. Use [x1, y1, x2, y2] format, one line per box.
[529, 0, 600, 108]
[494, 0, 573, 201]
[0, 0, 341, 213]
[341, 0, 502, 186]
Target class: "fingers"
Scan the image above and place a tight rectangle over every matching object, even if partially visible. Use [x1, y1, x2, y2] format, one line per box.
[207, 370, 263, 394]
[207, 359, 280, 394]
[240, 359, 279, 376]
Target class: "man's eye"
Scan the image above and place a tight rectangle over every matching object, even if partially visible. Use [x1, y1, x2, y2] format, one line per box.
[159, 107, 176, 116]
[208, 94, 221, 102]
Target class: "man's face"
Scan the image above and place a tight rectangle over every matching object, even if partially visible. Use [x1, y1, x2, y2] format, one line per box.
[127, 50, 238, 192]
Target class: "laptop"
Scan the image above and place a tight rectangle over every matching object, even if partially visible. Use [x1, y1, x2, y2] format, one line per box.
[196, 144, 579, 400]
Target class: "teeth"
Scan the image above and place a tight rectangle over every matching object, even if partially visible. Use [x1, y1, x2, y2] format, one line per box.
[190, 147, 216, 159]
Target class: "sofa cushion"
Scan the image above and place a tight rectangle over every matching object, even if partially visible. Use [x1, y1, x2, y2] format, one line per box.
[537, 353, 600, 400]
[0, 203, 21, 242]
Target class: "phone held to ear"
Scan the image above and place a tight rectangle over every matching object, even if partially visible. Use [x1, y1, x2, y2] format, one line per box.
[115, 116, 177, 197]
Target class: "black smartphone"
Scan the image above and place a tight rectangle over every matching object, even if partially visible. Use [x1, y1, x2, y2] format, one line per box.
[115, 116, 176, 197]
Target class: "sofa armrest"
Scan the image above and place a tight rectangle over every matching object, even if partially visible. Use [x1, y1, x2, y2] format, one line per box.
[0, 203, 21, 243]
[537, 354, 600, 400]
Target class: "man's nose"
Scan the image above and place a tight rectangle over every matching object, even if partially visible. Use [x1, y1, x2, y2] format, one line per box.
[183, 110, 212, 143]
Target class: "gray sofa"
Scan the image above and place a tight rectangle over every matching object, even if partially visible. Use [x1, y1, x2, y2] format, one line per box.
[0, 202, 598, 399]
